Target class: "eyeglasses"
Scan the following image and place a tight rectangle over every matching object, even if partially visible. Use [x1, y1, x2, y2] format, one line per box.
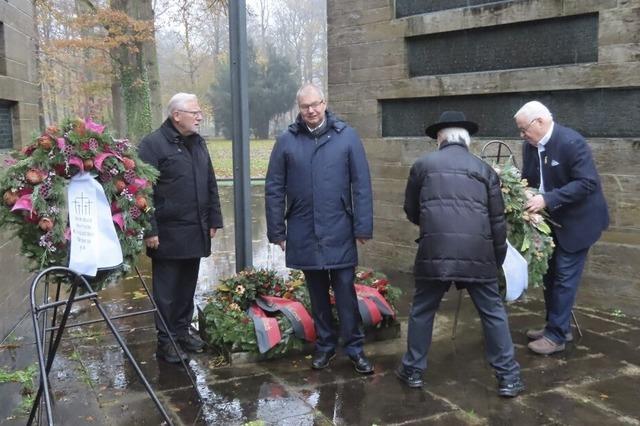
[518, 118, 537, 134]
[178, 109, 203, 117]
[299, 100, 324, 111]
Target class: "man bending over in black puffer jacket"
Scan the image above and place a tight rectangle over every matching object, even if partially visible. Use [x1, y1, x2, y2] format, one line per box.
[395, 111, 524, 398]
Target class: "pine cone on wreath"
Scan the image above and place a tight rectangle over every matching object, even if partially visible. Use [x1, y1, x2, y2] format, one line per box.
[39, 181, 52, 199]
[129, 206, 141, 220]
[124, 169, 136, 184]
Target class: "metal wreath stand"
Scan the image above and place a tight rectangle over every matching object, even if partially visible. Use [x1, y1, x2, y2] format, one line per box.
[450, 140, 582, 340]
[27, 264, 201, 426]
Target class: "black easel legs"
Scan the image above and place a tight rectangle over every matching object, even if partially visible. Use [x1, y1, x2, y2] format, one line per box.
[27, 267, 175, 426]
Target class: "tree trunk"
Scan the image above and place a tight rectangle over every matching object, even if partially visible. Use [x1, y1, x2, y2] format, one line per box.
[75, 0, 95, 118]
[110, 0, 153, 143]
[138, 0, 163, 127]
[254, 117, 269, 140]
[111, 80, 126, 137]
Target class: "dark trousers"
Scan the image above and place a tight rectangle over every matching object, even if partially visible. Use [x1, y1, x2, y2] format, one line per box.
[402, 280, 520, 381]
[151, 258, 200, 345]
[543, 245, 589, 344]
[303, 267, 364, 357]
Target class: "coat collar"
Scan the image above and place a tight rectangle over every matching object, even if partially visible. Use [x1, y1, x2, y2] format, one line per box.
[160, 118, 200, 145]
[288, 111, 346, 136]
[543, 122, 563, 155]
[439, 140, 469, 151]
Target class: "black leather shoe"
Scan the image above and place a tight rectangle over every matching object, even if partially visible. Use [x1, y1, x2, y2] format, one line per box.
[177, 333, 206, 353]
[156, 343, 188, 364]
[498, 377, 525, 397]
[395, 365, 423, 388]
[311, 350, 336, 370]
[349, 353, 374, 374]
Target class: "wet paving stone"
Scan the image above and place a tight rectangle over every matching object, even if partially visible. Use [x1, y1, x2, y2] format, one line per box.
[573, 375, 640, 420]
[520, 354, 629, 394]
[399, 411, 483, 426]
[521, 389, 629, 425]
[608, 328, 640, 348]
[72, 341, 195, 395]
[429, 375, 557, 425]
[303, 372, 453, 425]
[574, 329, 638, 362]
[193, 372, 315, 425]
[100, 392, 168, 425]
[574, 306, 640, 329]
[571, 311, 634, 334]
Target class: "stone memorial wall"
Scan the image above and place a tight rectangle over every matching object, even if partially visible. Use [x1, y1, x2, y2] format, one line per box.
[0, 0, 41, 339]
[327, 0, 640, 315]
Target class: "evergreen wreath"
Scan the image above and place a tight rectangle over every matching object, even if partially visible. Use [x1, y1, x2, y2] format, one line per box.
[0, 117, 158, 289]
[496, 161, 555, 288]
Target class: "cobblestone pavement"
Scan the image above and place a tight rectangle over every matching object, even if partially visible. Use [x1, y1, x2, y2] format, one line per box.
[2, 277, 639, 425]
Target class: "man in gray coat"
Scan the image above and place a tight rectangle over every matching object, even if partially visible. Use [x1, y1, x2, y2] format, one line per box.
[396, 111, 523, 397]
[139, 93, 223, 364]
[265, 83, 374, 374]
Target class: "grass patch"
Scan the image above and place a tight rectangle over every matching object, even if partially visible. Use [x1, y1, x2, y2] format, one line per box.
[0, 365, 37, 384]
[610, 308, 625, 318]
[0, 364, 37, 416]
[206, 139, 274, 179]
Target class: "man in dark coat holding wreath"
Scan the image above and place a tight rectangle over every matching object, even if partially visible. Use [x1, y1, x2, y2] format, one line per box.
[265, 83, 374, 374]
[138, 93, 223, 364]
[396, 111, 524, 397]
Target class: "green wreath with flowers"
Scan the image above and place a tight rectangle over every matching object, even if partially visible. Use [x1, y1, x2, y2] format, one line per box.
[495, 161, 555, 287]
[0, 117, 158, 289]
[202, 268, 401, 359]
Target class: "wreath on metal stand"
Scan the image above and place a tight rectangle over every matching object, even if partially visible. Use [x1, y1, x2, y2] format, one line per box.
[0, 117, 158, 290]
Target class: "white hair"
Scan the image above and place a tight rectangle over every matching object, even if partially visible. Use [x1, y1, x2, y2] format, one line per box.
[514, 100, 553, 122]
[437, 127, 471, 146]
[166, 93, 198, 117]
[296, 83, 325, 103]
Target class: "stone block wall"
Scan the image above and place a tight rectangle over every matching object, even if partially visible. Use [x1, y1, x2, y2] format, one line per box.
[0, 0, 40, 340]
[0, 0, 40, 149]
[327, 0, 640, 315]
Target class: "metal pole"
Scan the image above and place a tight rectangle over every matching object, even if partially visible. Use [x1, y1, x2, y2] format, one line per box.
[229, 0, 253, 272]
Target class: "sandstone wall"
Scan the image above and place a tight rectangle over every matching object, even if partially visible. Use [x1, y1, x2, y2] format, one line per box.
[0, 0, 40, 339]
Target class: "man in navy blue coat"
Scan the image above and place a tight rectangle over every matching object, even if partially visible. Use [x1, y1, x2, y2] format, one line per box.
[515, 101, 609, 355]
[265, 83, 374, 374]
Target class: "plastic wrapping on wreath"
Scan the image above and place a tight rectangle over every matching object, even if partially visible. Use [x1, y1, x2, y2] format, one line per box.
[503, 240, 528, 302]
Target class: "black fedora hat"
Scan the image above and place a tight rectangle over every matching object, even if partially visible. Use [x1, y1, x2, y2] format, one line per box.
[425, 111, 479, 139]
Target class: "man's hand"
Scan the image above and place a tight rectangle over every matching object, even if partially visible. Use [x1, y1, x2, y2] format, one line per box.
[525, 194, 546, 213]
[277, 241, 285, 251]
[145, 236, 159, 249]
[357, 238, 369, 245]
[210, 228, 217, 238]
